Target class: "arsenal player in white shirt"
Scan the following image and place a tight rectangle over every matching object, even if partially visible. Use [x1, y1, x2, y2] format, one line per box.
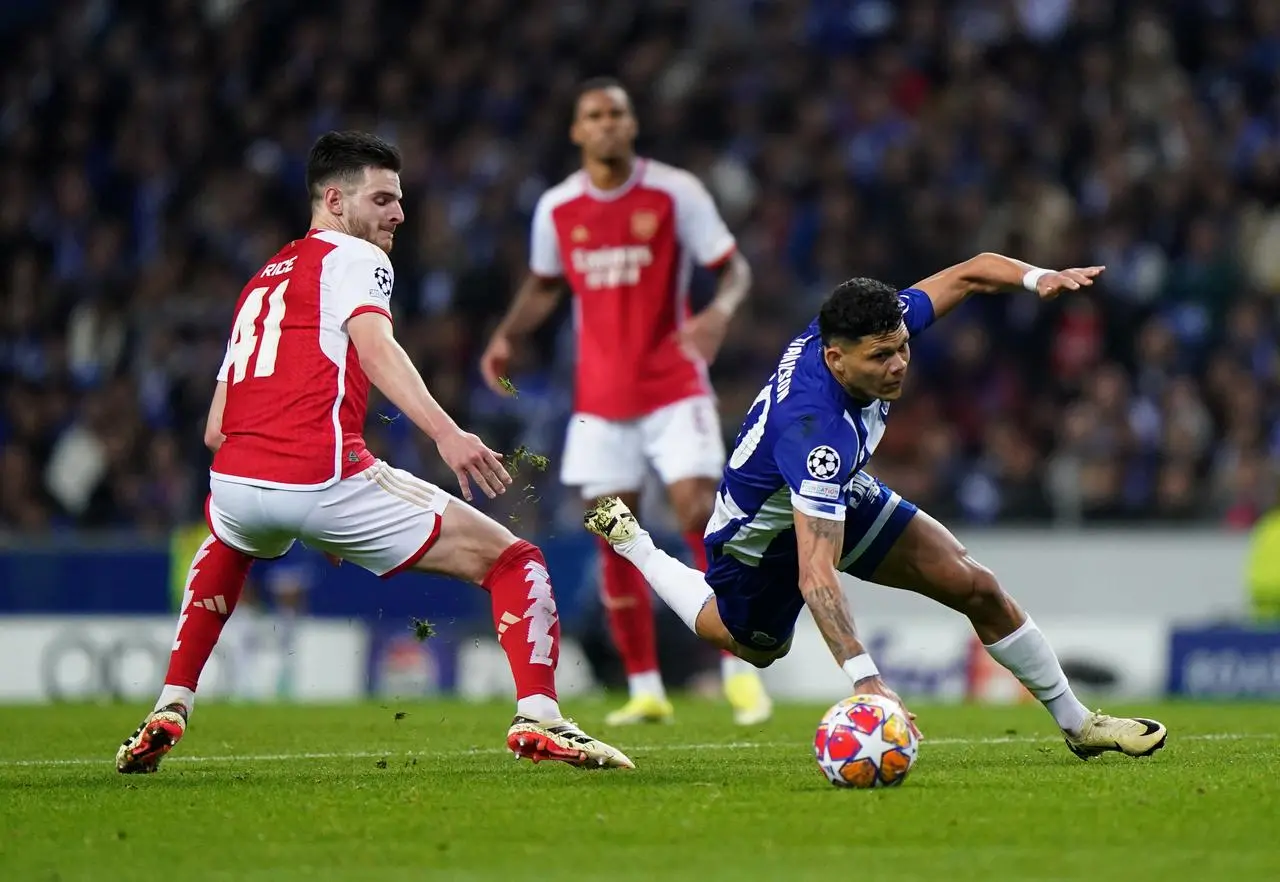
[117, 131, 632, 773]
[481, 79, 772, 727]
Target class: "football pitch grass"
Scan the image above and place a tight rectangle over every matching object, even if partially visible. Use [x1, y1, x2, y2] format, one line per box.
[1, 699, 1277, 882]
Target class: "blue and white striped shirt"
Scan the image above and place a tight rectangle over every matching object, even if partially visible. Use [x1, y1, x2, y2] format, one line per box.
[704, 288, 935, 566]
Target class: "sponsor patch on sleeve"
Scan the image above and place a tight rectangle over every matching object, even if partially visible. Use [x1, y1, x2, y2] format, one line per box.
[800, 479, 841, 500]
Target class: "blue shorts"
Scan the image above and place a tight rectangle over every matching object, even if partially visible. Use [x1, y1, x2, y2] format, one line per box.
[705, 473, 917, 654]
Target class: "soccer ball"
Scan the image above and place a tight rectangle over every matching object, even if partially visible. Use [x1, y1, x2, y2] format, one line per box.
[814, 694, 919, 788]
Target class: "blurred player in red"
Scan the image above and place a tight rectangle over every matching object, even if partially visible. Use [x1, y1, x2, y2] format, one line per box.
[480, 79, 772, 726]
[116, 131, 632, 773]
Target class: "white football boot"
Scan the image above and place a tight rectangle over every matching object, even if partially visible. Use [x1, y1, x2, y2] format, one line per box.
[507, 716, 636, 769]
[1064, 712, 1167, 760]
[116, 703, 189, 773]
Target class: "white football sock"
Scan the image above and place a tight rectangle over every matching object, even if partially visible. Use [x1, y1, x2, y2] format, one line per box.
[613, 530, 714, 634]
[627, 670, 667, 700]
[155, 685, 196, 717]
[983, 617, 1090, 736]
[516, 694, 561, 722]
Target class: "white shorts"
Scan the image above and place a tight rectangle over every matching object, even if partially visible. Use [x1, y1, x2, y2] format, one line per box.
[560, 395, 726, 499]
[206, 460, 450, 578]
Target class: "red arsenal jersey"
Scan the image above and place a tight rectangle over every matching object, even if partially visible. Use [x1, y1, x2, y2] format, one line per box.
[529, 159, 737, 420]
[210, 229, 393, 489]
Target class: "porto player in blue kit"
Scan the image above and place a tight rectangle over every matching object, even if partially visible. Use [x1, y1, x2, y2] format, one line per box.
[588, 252, 1168, 760]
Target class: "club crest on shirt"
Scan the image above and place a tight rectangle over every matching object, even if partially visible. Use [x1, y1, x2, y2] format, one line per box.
[845, 471, 878, 508]
[630, 210, 659, 241]
[571, 225, 590, 243]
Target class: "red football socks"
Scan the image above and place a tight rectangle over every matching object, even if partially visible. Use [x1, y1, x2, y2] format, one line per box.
[165, 534, 254, 691]
[683, 531, 709, 571]
[483, 540, 560, 702]
[597, 537, 660, 676]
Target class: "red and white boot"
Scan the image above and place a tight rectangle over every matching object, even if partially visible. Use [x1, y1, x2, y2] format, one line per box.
[116, 703, 189, 774]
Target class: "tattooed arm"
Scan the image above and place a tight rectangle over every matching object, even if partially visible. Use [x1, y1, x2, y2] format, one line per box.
[793, 504, 920, 733]
[794, 509, 866, 664]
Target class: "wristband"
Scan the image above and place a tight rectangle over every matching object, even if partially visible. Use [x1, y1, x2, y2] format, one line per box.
[1022, 268, 1051, 291]
[841, 653, 880, 685]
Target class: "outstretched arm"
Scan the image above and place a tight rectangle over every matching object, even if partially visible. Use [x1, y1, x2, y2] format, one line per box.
[349, 311, 510, 501]
[794, 508, 867, 666]
[910, 252, 1104, 322]
[795, 508, 920, 732]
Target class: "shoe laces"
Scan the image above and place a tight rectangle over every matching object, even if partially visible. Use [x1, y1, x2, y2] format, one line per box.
[1093, 712, 1144, 734]
[547, 718, 595, 745]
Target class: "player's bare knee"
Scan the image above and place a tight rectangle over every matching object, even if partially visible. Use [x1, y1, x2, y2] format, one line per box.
[476, 528, 524, 579]
[957, 558, 1007, 620]
[417, 504, 522, 584]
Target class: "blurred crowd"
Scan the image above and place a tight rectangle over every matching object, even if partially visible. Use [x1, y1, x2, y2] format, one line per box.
[1, 0, 1278, 536]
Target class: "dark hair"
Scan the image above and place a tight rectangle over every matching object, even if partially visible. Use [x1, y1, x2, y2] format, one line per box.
[817, 278, 904, 345]
[573, 76, 628, 117]
[305, 131, 402, 202]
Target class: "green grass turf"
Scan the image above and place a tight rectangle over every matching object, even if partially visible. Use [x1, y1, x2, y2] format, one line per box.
[0, 698, 1277, 882]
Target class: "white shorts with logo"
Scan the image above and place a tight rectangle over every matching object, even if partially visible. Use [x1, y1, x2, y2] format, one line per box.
[560, 395, 726, 500]
[206, 460, 449, 578]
